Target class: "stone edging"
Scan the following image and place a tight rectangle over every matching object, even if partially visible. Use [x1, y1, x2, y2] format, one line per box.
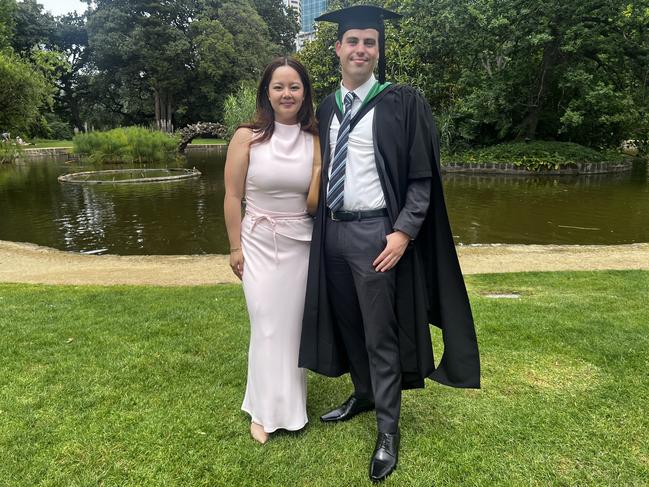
[21, 147, 73, 157]
[441, 160, 634, 175]
[19, 144, 226, 159]
[18, 148, 635, 174]
[184, 144, 227, 150]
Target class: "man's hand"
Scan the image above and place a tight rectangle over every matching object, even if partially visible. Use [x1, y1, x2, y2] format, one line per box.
[373, 230, 410, 272]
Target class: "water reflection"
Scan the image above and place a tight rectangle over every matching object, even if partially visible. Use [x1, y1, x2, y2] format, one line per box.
[0, 150, 647, 254]
[444, 161, 649, 245]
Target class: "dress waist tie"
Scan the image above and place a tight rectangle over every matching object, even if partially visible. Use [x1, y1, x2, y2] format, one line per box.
[245, 201, 310, 264]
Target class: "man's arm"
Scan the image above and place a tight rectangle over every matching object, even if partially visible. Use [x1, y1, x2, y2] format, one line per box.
[374, 88, 437, 272]
[393, 178, 431, 239]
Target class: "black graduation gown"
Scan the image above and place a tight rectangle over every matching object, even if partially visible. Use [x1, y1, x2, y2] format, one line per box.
[299, 84, 480, 390]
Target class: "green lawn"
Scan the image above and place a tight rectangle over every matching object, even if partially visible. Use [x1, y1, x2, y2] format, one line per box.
[189, 138, 227, 145]
[0, 271, 647, 486]
[27, 139, 74, 148]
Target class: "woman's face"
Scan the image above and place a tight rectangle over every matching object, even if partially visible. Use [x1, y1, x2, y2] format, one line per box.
[267, 66, 304, 124]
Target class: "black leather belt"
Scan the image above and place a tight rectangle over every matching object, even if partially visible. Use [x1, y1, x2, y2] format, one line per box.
[327, 208, 388, 221]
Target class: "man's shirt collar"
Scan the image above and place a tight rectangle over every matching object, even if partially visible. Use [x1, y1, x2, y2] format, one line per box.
[340, 74, 377, 103]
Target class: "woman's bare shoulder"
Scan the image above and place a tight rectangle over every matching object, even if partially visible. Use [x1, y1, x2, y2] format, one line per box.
[231, 127, 255, 146]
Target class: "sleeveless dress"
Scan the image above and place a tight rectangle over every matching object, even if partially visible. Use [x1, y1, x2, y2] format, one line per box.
[240, 122, 314, 433]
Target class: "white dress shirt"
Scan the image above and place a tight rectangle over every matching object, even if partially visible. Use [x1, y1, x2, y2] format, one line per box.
[328, 75, 385, 211]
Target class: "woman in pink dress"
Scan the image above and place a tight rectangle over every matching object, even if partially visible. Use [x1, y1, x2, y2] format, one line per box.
[223, 57, 317, 444]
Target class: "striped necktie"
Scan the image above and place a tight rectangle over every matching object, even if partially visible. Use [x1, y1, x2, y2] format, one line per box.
[326, 91, 356, 212]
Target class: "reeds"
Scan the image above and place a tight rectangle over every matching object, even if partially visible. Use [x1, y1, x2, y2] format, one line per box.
[72, 127, 179, 164]
[0, 143, 22, 164]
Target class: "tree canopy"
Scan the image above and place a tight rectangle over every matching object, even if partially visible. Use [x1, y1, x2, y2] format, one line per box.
[1, 0, 647, 150]
[0, 0, 298, 136]
[299, 0, 649, 149]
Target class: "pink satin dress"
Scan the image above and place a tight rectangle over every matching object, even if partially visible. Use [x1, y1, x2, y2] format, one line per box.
[240, 122, 314, 433]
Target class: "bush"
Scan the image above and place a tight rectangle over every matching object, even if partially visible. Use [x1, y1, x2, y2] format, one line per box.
[72, 127, 179, 164]
[0, 51, 51, 135]
[28, 113, 74, 140]
[0, 143, 22, 164]
[46, 114, 74, 140]
[445, 141, 627, 170]
[223, 83, 257, 140]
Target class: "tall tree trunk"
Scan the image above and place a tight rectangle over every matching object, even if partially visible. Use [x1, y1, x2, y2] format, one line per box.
[154, 88, 161, 131]
[517, 33, 562, 139]
[166, 96, 172, 133]
[154, 88, 173, 132]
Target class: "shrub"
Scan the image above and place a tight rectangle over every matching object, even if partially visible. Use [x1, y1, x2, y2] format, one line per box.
[72, 127, 179, 164]
[444, 141, 627, 170]
[45, 114, 74, 140]
[223, 83, 257, 140]
[0, 143, 22, 164]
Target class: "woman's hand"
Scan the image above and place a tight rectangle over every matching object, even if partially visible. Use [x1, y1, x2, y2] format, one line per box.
[230, 248, 244, 280]
[224, 128, 252, 282]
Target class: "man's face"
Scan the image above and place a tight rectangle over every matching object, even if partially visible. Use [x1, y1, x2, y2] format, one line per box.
[335, 28, 379, 86]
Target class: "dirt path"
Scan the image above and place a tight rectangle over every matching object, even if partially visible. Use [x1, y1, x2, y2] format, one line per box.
[1, 239, 648, 286]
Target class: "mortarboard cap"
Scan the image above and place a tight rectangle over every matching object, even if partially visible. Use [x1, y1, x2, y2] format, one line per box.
[315, 5, 402, 84]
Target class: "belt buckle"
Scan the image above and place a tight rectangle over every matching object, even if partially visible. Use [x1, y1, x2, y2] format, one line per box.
[329, 210, 341, 222]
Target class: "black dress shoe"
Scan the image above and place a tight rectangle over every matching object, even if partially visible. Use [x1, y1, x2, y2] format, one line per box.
[369, 431, 400, 482]
[320, 395, 374, 423]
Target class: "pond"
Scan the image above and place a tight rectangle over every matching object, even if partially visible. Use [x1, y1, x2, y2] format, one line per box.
[0, 150, 647, 255]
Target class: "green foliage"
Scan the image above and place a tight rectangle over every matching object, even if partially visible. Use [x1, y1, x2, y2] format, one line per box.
[295, 22, 340, 104]
[10, 0, 54, 55]
[223, 83, 258, 140]
[3, 0, 648, 149]
[0, 50, 51, 134]
[251, 0, 300, 54]
[446, 141, 626, 170]
[300, 0, 649, 148]
[72, 127, 179, 164]
[41, 113, 74, 140]
[86, 0, 277, 130]
[0, 0, 15, 50]
[0, 141, 22, 163]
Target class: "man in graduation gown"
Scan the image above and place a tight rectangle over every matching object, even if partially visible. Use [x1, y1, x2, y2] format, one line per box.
[299, 5, 480, 482]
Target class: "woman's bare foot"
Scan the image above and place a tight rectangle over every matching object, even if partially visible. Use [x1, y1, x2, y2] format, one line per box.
[250, 422, 269, 444]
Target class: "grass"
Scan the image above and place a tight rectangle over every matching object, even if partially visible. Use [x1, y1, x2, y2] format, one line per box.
[0, 271, 647, 485]
[445, 141, 626, 170]
[27, 139, 74, 148]
[189, 138, 227, 145]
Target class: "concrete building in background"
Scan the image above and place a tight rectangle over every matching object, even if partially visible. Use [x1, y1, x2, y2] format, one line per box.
[297, 0, 327, 49]
[283, 0, 300, 16]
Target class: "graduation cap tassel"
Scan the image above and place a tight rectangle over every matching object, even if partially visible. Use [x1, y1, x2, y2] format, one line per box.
[379, 25, 386, 84]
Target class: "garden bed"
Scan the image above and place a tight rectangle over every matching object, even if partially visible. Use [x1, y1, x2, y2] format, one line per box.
[443, 141, 634, 173]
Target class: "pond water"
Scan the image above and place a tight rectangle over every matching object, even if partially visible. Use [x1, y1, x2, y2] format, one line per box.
[0, 149, 647, 255]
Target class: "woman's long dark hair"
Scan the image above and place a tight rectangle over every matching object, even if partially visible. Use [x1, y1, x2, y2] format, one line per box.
[240, 57, 318, 145]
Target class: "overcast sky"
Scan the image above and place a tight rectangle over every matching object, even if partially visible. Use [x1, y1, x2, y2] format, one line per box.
[38, 0, 88, 17]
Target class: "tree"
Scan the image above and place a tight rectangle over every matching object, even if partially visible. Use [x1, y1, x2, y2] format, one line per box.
[0, 0, 15, 50]
[295, 21, 339, 103]
[48, 12, 91, 131]
[394, 0, 649, 146]
[10, 0, 54, 54]
[86, 0, 276, 130]
[87, 0, 194, 131]
[251, 0, 300, 54]
[0, 50, 51, 133]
